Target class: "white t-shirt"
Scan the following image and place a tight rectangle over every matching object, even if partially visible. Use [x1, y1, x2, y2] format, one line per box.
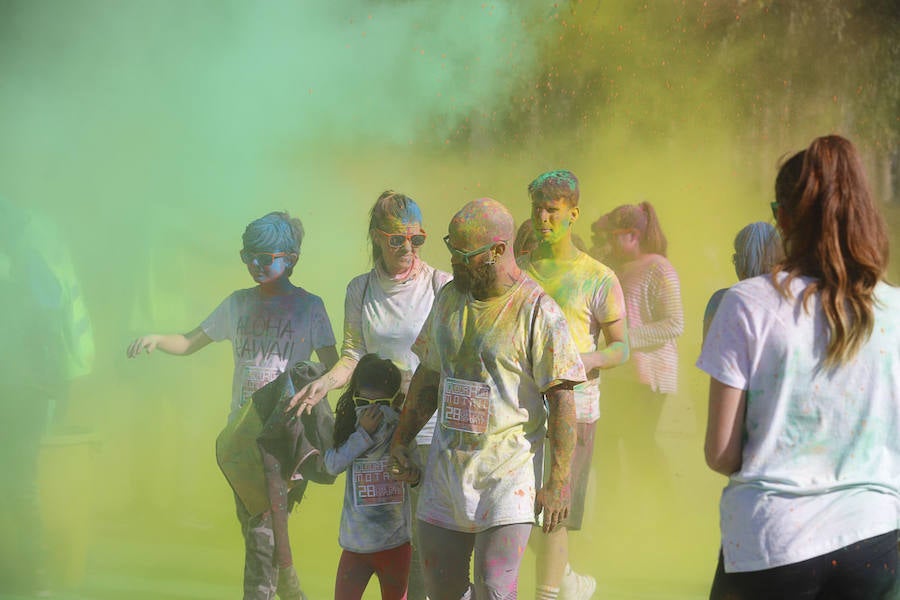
[698, 274, 900, 572]
[413, 274, 585, 532]
[341, 261, 451, 445]
[202, 286, 336, 420]
[522, 251, 626, 423]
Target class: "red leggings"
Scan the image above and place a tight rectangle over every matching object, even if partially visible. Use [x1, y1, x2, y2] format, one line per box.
[335, 542, 411, 600]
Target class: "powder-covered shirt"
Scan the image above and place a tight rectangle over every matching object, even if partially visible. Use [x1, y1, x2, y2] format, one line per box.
[698, 274, 900, 572]
[412, 274, 585, 532]
[201, 286, 336, 421]
[342, 261, 451, 445]
[324, 405, 411, 554]
[522, 251, 626, 423]
[612, 253, 682, 394]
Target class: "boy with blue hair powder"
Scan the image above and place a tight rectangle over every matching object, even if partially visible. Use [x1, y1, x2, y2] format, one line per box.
[127, 211, 338, 600]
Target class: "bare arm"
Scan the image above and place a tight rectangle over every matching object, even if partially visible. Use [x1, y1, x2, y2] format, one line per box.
[290, 275, 366, 414]
[704, 377, 746, 476]
[286, 355, 357, 414]
[580, 318, 630, 373]
[535, 382, 576, 533]
[389, 364, 440, 482]
[126, 326, 212, 358]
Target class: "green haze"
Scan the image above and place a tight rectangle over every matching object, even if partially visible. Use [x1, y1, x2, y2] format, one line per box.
[0, 1, 896, 598]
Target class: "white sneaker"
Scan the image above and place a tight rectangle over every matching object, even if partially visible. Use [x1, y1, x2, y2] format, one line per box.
[559, 567, 597, 600]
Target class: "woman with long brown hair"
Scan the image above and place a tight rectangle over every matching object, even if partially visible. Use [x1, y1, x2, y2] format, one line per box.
[699, 135, 900, 598]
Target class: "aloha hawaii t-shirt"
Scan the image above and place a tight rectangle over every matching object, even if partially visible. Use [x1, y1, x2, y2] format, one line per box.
[201, 286, 335, 420]
[412, 273, 585, 532]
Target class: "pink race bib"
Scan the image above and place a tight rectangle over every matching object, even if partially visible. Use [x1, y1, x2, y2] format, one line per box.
[441, 377, 491, 434]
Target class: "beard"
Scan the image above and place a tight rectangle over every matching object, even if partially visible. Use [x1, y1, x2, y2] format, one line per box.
[452, 261, 497, 296]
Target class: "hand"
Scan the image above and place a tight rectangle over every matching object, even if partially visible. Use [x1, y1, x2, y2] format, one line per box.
[286, 377, 330, 415]
[126, 335, 160, 358]
[388, 444, 419, 484]
[396, 462, 421, 486]
[391, 391, 406, 411]
[534, 480, 570, 534]
[358, 406, 383, 434]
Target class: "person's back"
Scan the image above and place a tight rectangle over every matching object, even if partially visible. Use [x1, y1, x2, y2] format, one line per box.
[700, 135, 899, 599]
[704, 273, 900, 571]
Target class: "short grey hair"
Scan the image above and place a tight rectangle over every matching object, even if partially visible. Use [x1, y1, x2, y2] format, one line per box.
[733, 221, 782, 280]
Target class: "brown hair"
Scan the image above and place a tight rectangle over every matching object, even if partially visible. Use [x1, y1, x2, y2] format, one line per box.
[527, 170, 580, 206]
[774, 135, 889, 367]
[593, 201, 668, 256]
[367, 190, 423, 266]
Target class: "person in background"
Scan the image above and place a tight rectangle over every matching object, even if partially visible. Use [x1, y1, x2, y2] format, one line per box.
[520, 170, 629, 600]
[127, 211, 337, 600]
[0, 197, 95, 597]
[589, 201, 683, 558]
[700, 135, 900, 599]
[702, 221, 782, 341]
[288, 190, 449, 600]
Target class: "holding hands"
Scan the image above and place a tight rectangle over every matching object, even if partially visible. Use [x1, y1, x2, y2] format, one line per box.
[388, 444, 421, 486]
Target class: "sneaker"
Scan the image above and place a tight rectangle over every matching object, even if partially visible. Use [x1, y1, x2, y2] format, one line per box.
[559, 567, 596, 600]
[276, 565, 307, 600]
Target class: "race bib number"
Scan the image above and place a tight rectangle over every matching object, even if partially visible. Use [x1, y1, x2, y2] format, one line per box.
[240, 366, 280, 406]
[352, 456, 404, 507]
[441, 377, 491, 434]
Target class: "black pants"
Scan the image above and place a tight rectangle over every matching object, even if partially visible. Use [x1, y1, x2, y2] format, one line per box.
[710, 530, 900, 600]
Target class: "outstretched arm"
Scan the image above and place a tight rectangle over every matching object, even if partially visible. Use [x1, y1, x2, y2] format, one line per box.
[389, 364, 440, 482]
[286, 355, 357, 415]
[535, 382, 576, 533]
[126, 326, 212, 358]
